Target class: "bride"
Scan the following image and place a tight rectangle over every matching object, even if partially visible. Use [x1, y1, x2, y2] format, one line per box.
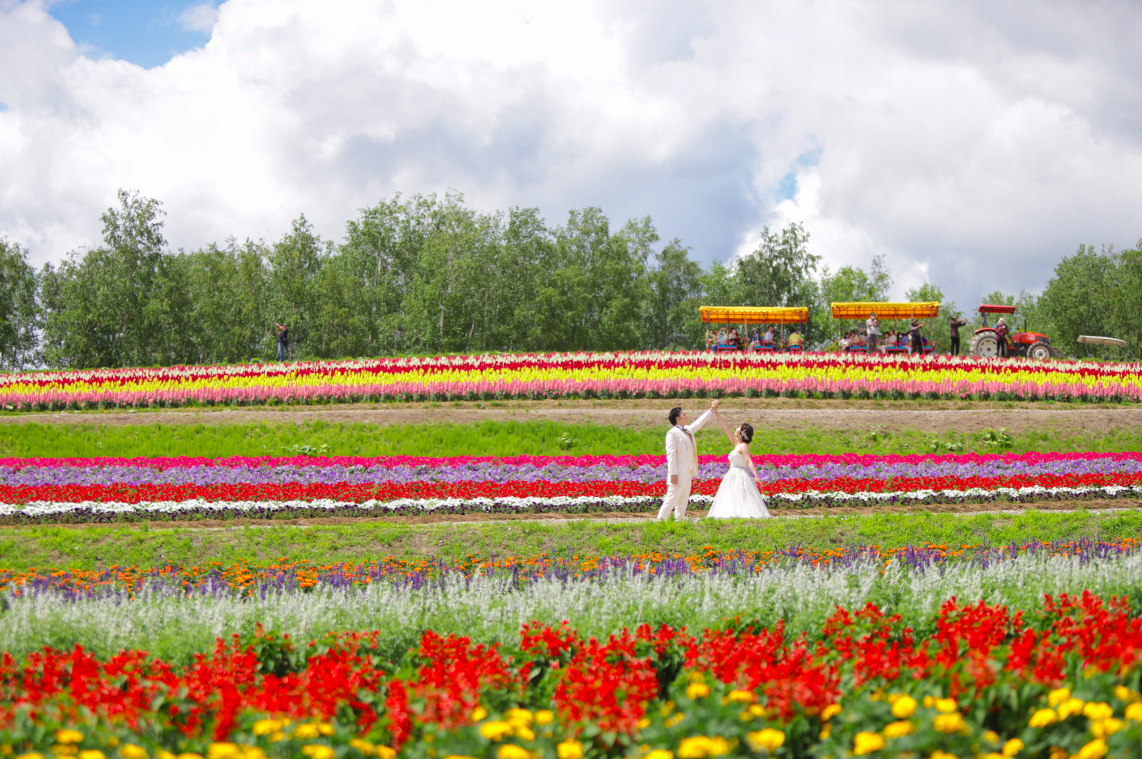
[704, 408, 771, 519]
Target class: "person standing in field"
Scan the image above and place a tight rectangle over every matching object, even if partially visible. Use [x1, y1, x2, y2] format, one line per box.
[866, 313, 880, 354]
[996, 318, 1009, 358]
[658, 400, 719, 521]
[949, 314, 968, 356]
[909, 319, 924, 356]
[275, 323, 289, 361]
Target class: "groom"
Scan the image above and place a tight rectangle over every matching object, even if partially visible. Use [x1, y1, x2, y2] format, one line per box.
[657, 400, 718, 521]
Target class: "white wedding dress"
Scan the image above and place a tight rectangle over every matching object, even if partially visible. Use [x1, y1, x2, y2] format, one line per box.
[705, 448, 771, 519]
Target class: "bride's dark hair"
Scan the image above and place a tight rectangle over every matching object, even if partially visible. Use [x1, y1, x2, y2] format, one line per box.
[739, 423, 754, 444]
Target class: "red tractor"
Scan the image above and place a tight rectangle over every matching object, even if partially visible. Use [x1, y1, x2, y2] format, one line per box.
[969, 304, 1061, 360]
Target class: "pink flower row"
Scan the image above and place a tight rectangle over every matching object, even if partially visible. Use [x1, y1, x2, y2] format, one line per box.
[1, 451, 1138, 471]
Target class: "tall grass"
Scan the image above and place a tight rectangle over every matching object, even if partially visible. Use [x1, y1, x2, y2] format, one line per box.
[2, 419, 1141, 458]
[1, 511, 1139, 571]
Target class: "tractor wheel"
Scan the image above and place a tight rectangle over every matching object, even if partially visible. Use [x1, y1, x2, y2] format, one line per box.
[1027, 342, 1052, 361]
[970, 331, 999, 358]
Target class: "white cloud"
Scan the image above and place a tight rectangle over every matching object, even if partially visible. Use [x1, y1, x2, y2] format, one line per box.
[1, 0, 1141, 311]
[178, 3, 218, 33]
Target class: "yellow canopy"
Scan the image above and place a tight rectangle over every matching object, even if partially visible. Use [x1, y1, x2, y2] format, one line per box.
[700, 306, 809, 325]
[830, 302, 940, 320]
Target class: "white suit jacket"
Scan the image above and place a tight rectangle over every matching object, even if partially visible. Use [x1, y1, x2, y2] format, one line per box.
[665, 410, 713, 479]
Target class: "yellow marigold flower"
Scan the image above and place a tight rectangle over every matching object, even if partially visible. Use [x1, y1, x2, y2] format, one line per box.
[316, 724, 333, 737]
[1075, 738, 1108, 759]
[513, 726, 536, 742]
[348, 740, 374, 756]
[821, 704, 842, 721]
[506, 709, 533, 727]
[870, 689, 885, 702]
[819, 724, 831, 740]
[725, 690, 754, 703]
[206, 745, 240, 759]
[686, 683, 711, 700]
[54, 732, 83, 746]
[269, 734, 284, 744]
[1, 747, 12, 757]
[442, 756, 479, 759]
[930, 752, 959, 759]
[251, 720, 281, 737]
[659, 702, 676, 717]
[556, 741, 583, 759]
[1082, 702, 1113, 720]
[747, 704, 765, 717]
[534, 711, 554, 726]
[375, 748, 395, 759]
[983, 730, 999, 742]
[479, 722, 514, 742]
[644, 752, 673, 759]
[935, 698, 957, 714]
[1002, 738, 1024, 756]
[177, 753, 205, 759]
[978, 754, 1003, 759]
[746, 728, 785, 752]
[1029, 709, 1059, 728]
[665, 713, 685, 728]
[1048, 748, 1067, 759]
[1048, 688, 1071, 707]
[933, 713, 967, 734]
[637, 719, 651, 730]
[16, 754, 45, 759]
[105, 741, 118, 750]
[157, 752, 176, 759]
[300, 747, 334, 759]
[119, 745, 148, 759]
[891, 696, 917, 719]
[687, 672, 706, 683]
[78, 751, 105, 759]
[882, 721, 913, 738]
[922, 696, 936, 709]
[1089, 718, 1123, 738]
[677, 737, 722, 759]
[1057, 698, 1086, 720]
[470, 707, 488, 722]
[240, 748, 265, 759]
[1114, 685, 1139, 703]
[852, 731, 885, 756]
[1127, 703, 1142, 722]
[293, 725, 321, 740]
[496, 745, 533, 759]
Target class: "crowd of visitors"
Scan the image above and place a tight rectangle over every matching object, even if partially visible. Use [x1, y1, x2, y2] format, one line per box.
[706, 325, 804, 353]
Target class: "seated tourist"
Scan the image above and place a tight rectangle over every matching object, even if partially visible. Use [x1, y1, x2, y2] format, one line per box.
[788, 329, 803, 348]
[748, 329, 762, 349]
[716, 329, 728, 347]
[884, 330, 897, 349]
[763, 325, 774, 344]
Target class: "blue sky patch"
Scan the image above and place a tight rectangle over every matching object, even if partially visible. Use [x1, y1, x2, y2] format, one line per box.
[50, 0, 216, 69]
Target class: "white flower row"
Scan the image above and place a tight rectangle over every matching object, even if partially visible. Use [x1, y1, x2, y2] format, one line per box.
[3, 484, 1140, 519]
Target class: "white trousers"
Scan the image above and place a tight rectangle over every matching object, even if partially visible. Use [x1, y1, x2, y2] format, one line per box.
[657, 475, 692, 520]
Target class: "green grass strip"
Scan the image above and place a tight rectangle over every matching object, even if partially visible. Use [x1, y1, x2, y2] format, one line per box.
[2, 419, 1142, 458]
[3, 510, 1141, 571]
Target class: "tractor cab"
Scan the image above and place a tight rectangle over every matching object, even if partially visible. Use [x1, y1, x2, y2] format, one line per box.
[971, 304, 1060, 360]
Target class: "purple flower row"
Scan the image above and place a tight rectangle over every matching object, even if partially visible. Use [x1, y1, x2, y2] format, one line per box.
[3, 455, 1142, 487]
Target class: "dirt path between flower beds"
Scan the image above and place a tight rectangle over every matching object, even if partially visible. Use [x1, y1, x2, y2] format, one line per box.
[9, 499, 1140, 531]
[4, 400, 1142, 437]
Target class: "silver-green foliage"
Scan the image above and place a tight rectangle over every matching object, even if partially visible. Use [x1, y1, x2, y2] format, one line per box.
[4, 551, 1141, 664]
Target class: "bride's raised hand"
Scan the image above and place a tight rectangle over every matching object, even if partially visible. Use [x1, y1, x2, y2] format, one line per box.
[710, 399, 720, 413]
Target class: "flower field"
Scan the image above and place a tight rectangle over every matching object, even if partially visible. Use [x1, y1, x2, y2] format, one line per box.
[5, 542, 1142, 758]
[3, 352, 1142, 409]
[3, 452, 1142, 523]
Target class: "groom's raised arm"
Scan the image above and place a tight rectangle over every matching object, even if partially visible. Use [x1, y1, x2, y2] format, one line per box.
[686, 409, 714, 433]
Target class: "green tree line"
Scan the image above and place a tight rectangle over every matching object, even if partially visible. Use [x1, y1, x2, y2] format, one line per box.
[0, 190, 1138, 369]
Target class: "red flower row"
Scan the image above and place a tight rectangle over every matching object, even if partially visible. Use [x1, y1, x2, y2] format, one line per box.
[3, 472, 1141, 504]
[3, 593, 1142, 750]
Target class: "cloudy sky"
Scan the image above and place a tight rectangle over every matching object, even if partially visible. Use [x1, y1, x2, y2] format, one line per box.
[1, 0, 1140, 310]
